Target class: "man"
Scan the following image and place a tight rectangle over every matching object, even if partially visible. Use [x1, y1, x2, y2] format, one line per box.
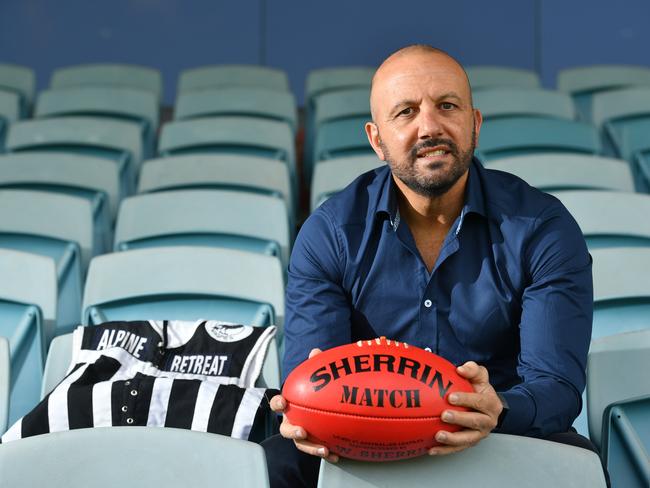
[262, 45, 595, 487]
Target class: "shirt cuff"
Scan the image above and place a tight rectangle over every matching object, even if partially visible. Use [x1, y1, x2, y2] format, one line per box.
[496, 389, 536, 434]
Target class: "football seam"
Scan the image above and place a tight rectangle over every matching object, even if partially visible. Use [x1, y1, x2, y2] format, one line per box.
[288, 403, 442, 421]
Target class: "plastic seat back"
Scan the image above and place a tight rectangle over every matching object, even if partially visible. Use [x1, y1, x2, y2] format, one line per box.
[179, 65, 289, 93]
[314, 116, 373, 162]
[0, 427, 270, 488]
[317, 433, 607, 487]
[466, 66, 541, 90]
[0, 63, 35, 115]
[0, 337, 9, 434]
[474, 88, 575, 120]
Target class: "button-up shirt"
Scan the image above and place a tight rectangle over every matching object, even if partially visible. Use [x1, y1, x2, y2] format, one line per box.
[284, 158, 593, 437]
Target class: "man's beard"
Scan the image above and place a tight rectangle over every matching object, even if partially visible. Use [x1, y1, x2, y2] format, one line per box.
[381, 127, 476, 198]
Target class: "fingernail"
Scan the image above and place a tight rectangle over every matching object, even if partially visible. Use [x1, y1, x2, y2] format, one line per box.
[317, 447, 326, 456]
[436, 432, 447, 442]
[294, 429, 303, 438]
[442, 411, 453, 422]
[428, 449, 438, 456]
[448, 394, 458, 404]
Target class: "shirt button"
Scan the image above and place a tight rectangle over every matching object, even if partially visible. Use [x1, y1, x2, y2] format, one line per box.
[126, 418, 134, 424]
[125, 381, 131, 386]
[425, 347, 432, 352]
[130, 390, 138, 396]
[424, 299, 432, 308]
[121, 406, 128, 413]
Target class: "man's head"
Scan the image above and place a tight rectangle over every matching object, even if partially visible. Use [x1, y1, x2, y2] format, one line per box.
[365, 45, 482, 198]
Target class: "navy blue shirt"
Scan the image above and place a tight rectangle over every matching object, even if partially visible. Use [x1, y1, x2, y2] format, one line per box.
[284, 158, 593, 438]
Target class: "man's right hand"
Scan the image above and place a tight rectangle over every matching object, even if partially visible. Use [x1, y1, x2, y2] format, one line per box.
[269, 348, 339, 463]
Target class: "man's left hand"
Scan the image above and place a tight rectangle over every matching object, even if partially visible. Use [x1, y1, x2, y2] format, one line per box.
[428, 361, 503, 456]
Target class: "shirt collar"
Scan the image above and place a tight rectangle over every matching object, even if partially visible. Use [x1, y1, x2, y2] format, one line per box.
[375, 157, 488, 232]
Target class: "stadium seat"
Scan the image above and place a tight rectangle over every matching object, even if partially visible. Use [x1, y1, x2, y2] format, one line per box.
[0, 337, 9, 434]
[158, 116, 295, 181]
[82, 246, 285, 332]
[466, 66, 541, 90]
[174, 87, 297, 133]
[550, 191, 650, 249]
[317, 433, 607, 487]
[137, 154, 294, 226]
[473, 88, 575, 121]
[0, 249, 56, 426]
[5, 117, 143, 194]
[557, 65, 650, 120]
[50, 63, 163, 101]
[308, 88, 371, 175]
[311, 155, 384, 211]
[587, 329, 650, 450]
[477, 116, 601, 161]
[35, 86, 159, 158]
[600, 395, 650, 488]
[616, 118, 650, 192]
[178, 65, 289, 93]
[0, 427, 271, 488]
[0, 90, 20, 149]
[0, 63, 35, 116]
[0, 189, 99, 337]
[113, 189, 291, 270]
[313, 117, 373, 163]
[485, 154, 634, 193]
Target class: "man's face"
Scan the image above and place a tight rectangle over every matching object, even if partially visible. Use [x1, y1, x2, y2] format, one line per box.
[366, 50, 482, 197]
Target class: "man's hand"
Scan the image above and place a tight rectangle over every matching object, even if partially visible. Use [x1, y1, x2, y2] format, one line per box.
[428, 361, 503, 456]
[269, 348, 340, 463]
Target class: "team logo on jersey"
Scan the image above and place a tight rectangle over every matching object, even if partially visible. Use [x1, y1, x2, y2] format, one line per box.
[205, 322, 254, 343]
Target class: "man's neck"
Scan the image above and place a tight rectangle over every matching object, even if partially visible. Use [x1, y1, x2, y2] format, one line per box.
[393, 171, 468, 229]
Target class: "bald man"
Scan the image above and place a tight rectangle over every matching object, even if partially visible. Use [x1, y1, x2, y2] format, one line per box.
[262, 45, 597, 488]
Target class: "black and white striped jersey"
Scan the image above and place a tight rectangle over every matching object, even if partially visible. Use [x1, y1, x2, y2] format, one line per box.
[2, 320, 278, 443]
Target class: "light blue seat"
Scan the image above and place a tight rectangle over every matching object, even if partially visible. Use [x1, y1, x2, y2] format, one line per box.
[0, 249, 56, 427]
[587, 330, 650, 451]
[0, 90, 20, 148]
[477, 116, 601, 161]
[317, 433, 606, 488]
[313, 116, 373, 163]
[550, 191, 650, 249]
[474, 88, 575, 121]
[309, 88, 371, 176]
[466, 66, 541, 90]
[114, 189, 290, 270]
[557, 65, 650, 121]
[82, 246, 285, 332]
[0, 189, 95, 337]
[485, 154, 634, 193]
[50, 63, 163, 102]
[569, 247, 650, 438]
[137, 154, 295, 228]
[178, 65, 289, 93]
[0, 337, 9, 434]
[311, 155, 384, 211]
[5, 116, 143, 194]
[174, 87, 297, 133]
[616, 118, 650, 192]
[0, 63, 35, 116]
[35, 86, 159, 159]
[601, 395, 650, 488]
[0, 152, 124, 244]
[158, 117, 296, 200]
[0, 427, 270, 488]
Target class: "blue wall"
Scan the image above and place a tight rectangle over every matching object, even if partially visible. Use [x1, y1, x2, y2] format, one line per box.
[1, 0, 649, 105]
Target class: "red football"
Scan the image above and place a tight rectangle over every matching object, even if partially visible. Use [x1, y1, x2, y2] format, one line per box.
[283, 337, 474, 461]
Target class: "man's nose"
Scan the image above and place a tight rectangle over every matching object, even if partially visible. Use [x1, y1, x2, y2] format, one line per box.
[417, 108, 444, 139]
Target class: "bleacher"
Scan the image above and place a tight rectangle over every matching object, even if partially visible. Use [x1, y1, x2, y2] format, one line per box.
[0, 60, 648, 488]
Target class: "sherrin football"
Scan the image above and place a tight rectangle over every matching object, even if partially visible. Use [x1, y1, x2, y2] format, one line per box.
[283, 337, 474, 461]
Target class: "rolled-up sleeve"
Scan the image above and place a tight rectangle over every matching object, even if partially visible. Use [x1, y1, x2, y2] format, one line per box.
[283, 208, 353, 380]
[497, 204, 593, 437]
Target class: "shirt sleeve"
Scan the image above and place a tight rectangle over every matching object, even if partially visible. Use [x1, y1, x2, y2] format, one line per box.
[496, 203, 593, 437]
[282, 208, 353, 381]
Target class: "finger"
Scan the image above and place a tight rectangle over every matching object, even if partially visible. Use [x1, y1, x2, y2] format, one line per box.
[279, 418, 306, 440]
[269, 394, 287, 413]
[308, 348, 323, 359]
[434, 428, 484, 448]
[440, 409, 494, 431]
[456, 362, 489, 384]
[428, 443, 476, 456]
[447, 390, 501, 418]
[294, 438, 332, 458]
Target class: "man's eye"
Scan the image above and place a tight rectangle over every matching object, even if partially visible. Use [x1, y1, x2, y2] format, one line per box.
[440, 102, 456, 110]
[398, 107, 414, 116]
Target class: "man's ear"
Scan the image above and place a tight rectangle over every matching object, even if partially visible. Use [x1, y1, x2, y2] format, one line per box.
[473, 108, 483, 148]
[365, 121, 386, 160]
